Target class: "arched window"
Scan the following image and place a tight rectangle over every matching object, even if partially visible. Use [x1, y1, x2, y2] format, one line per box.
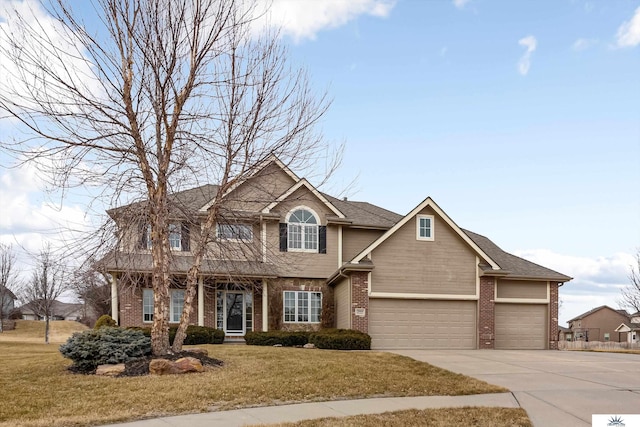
[287, 208, 318, 252]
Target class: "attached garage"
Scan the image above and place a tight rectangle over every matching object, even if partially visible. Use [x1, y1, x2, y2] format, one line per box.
[495, 304, 547, 349]
[369, 299, 476, 349]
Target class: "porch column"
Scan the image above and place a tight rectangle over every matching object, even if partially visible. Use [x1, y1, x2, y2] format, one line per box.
[198, 276, 204, 326]
[262, 280, 268, 331]
[110, 273, 119, 325]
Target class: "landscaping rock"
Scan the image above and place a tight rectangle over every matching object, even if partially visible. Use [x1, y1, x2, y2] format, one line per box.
[175, 357, 204, 373]
[96, 364, 126, 376]
[185, 347, 208, 356]
[303, 343, 316, 349]
[149, 357, 204, 375]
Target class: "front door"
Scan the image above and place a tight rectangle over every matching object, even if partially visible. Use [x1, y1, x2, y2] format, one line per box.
[216, 290, 253, 336]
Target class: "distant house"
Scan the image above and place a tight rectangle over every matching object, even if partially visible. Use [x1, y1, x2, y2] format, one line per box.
[20, 300, 84, 321]
[567, 305, 630, 342]
[558, 324, 572, 341]
[614, 311, 640, 344]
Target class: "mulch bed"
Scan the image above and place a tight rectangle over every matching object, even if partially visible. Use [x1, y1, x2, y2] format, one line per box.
[121, 351, 224, 377]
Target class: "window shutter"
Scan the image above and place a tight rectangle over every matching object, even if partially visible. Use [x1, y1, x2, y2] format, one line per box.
[138, 223, 148, 249]
[319, 226, 327, 254]
[279, 223, 288, 252]
[181, 223, 190, 251]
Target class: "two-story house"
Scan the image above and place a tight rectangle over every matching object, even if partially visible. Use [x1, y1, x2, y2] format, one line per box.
[567, 305, 630, 342]
[615, 311, 640, 344]
[101, 157, 572, 349]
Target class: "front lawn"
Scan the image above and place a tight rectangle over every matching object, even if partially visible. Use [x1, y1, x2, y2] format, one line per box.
[0, 340, 507, 427]
[259, 407, 532, 427]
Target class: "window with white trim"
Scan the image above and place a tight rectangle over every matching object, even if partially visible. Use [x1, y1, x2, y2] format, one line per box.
[170, 290, 185, 323]
[168, 223, 182, 250]
[143, 289, 154, 323]
[287, 208, 318, 252]
[217, 223, 253, 241]
[283, 291, 321, 323]
[416, 214, 434, 241]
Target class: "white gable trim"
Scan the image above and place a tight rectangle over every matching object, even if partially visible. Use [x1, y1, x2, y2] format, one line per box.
[262, 179, 345, 218]
[199, 155, 300, 212]
[351, 197, 501, 270]
[615, 323, 632, 333]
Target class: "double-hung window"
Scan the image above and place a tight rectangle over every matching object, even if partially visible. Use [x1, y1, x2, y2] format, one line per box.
[416, 214, 434, 241]
[141, 222, 188, 251]
[217, 223, 253, 241]
[168, 223, 182, 250]
[143, 289, 154, 322]
[170, 290, 185, 323]
[283, 291, 321, 323]
[287, 209, 318, 252]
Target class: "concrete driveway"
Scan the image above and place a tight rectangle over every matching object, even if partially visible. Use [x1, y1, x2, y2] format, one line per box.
[390, 350, 640, 427]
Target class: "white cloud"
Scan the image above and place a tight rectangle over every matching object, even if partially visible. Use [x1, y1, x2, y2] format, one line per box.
[517, 35, 537, 75]
[452, 0, 471, 10]
[255, 0, 396, 42]
[616, 6, 640, 48]
[513, 249, 636, 324]
[572, 38, 597, 51]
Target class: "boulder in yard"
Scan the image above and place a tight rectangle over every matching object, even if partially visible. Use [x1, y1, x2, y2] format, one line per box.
[149, 357, 204, 375]
[303, 343, 316, 349]
[96, 364, 126, 377]
[175, 357, 204, 373]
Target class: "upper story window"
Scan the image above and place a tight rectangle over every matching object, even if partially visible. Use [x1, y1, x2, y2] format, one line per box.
[140, 222, 190, 251]
[416, 214, 434, 241]
[278, 207, 326, 254]
[287, 208, 318, 252]
[217, 223, 253, 241]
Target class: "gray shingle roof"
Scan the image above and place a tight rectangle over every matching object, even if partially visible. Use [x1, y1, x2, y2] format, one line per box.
[463, 229, 572, 281]
[323, 194, 402, 228]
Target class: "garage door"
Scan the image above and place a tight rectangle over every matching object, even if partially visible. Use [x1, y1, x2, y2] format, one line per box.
[495, 304, 547, 349]
[369, 299, 476, 349]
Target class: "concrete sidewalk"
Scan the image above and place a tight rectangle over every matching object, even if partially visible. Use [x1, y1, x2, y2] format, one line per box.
[101, 393, 519, 427]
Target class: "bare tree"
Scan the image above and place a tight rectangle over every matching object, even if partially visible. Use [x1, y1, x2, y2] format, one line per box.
[0, 0, 334, 354]
[0, 243, 20, 332]
[619, 251, 640, 314]
[72, 262, 111, 327]
[23, 244, 68, 344]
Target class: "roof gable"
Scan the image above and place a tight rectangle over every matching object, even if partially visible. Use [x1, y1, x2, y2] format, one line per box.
[263, 179, 345, 218]
[350, 197, 500, 269]
[568, 305, 629, 322]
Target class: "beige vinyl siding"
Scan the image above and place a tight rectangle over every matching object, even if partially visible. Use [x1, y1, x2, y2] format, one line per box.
[495, 304, 547, 349]
[266, 187, 340, 278]
[369, 299, 476, 349]
[370, 207, 477, 295]
[342, 228, 385, 262]
[334, 278, 351, 329]
[496, 280, 547, 299]
[224, 162, 297, 212]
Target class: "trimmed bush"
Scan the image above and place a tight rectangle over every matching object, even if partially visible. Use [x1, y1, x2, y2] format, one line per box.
[60, 327, 151, 373]
[93, 314, 117, 329]
[309, 328, 371, 350]
[127, 325, 224, 345]
[244, 330, 310, 347]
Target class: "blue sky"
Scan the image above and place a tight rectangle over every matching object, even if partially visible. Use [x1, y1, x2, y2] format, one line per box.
[0, 0, 639, 325]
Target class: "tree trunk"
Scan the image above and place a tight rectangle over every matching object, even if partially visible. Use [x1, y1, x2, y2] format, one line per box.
[44, 316, 50, 344]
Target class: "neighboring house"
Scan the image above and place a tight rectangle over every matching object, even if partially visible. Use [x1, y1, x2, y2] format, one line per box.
[567, 305, 630, 342]
[21, 300, 85, 321]
[101, 156, 572, 350]
[614, 311, 640, 344]
[558, 325, 572, 341]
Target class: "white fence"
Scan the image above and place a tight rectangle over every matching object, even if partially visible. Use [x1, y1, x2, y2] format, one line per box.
[559, 340, 640, 351]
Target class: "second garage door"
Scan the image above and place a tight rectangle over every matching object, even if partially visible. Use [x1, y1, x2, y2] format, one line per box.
[369, 299, 477, 349]
[495, 303, 547, 349]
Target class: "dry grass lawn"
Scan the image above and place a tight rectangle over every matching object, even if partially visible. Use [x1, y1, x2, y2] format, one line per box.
[258, 407, 532, 427]
[0, 320, 87, 343]
[0, 321, 509, 427]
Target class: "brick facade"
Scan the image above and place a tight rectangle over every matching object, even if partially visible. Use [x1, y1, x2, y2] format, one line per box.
[549, 281, 559, 350]
[350, 271, 369, 334]
[478, 276, 495, 349]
